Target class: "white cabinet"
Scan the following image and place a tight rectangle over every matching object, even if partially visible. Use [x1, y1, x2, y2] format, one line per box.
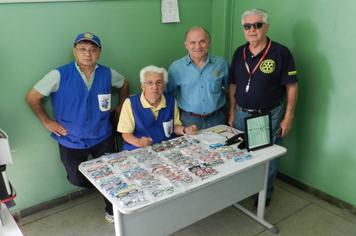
[0, 203, 23, 236]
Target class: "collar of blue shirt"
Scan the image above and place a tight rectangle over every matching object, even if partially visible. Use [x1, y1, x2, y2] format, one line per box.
[185, 54, 215, 65]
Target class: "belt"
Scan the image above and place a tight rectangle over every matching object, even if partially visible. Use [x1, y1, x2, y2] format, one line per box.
[239, 103, 281, 115]
[183, 108, 220, 119]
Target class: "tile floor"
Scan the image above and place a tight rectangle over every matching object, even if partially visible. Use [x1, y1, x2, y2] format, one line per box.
[17, 179, 356, 236]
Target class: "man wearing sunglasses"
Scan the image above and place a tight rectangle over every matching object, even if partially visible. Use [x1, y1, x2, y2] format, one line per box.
[228, 9, 298, 208]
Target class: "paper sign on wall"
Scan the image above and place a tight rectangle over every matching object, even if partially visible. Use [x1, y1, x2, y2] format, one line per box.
[161, 0, 180, 23]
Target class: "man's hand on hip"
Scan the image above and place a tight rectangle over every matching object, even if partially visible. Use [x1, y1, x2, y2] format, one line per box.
[43, 119, 68, 136]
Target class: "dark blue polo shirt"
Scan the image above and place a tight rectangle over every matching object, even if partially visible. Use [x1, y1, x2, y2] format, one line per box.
[228, 39, 298, 110]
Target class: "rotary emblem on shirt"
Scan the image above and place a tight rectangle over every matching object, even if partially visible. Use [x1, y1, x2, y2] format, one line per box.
[213, 69, 220, 78]
[260, 59, 275, 74]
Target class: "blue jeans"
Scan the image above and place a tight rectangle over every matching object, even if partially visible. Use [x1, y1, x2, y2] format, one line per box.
[233, 105, 283, 199]
[180, 108, 226, 130]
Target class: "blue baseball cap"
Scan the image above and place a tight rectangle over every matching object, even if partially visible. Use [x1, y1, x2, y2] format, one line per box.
[74, 32, 101, 48]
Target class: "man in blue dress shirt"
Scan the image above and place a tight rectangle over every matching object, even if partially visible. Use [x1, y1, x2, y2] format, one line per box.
[167, 26, 229, 129]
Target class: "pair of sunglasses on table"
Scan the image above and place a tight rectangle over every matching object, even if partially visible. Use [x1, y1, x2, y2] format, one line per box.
[242, 22, 265, 30]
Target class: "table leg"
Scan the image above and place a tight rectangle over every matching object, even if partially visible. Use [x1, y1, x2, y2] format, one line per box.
[257, 161, 269, 219]
[233, 161, 279, 234]
[113, 205, 123, 236]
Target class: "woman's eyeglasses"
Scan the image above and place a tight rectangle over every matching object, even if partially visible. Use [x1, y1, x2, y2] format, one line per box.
[144, 80, 164, 87]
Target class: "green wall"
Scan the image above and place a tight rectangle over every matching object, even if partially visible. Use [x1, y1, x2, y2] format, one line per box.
[1, 0, 355, 212]
[0, 0, 225, 211]
[232, 0, 356, 205]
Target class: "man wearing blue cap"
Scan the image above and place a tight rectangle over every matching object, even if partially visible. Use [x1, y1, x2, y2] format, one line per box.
[26, 32, 129, 223]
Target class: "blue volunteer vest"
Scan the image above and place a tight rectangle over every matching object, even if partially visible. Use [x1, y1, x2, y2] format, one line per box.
[51, 62, 112, 149]
[122, 93, 175, 151]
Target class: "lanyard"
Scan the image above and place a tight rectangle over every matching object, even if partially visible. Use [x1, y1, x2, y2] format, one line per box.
[243, 39, 272, 92]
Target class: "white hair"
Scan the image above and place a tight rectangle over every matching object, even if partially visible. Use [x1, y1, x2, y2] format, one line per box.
[139, 65, 168, 84]
[241, 9, 269, 25]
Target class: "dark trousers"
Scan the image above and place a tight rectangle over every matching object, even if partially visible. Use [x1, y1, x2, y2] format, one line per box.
[59, 135, 115, 215]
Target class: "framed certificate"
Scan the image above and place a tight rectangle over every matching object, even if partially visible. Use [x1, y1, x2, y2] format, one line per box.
[244, 113, 273, 151]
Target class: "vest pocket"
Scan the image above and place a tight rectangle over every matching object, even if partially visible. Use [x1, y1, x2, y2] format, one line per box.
[98, 94, 111, 112]
[162, 119, 173, 138]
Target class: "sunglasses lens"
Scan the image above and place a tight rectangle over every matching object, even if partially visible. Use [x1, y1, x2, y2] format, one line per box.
[255, 22, 263, 29]
[243, 24, 251, 30]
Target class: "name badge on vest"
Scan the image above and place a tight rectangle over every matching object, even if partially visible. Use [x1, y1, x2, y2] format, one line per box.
[98, 94, 111, 112]
[163, 119, 173, 138]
